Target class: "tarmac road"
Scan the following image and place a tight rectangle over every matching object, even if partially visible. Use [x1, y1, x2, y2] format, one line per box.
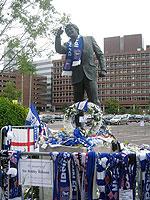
[110, 122, 150, 145]
[48, 121, 150, 146]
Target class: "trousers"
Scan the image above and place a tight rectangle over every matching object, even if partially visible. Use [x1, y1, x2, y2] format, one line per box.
[72, 76, 100, 106]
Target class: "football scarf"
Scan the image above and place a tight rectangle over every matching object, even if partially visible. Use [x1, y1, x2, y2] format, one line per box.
[9, 151, 22, 199]
[96, 152, 111, 199]
[137, 150, 149, 200]
[50, 152, 58, 200]
[82, 153, 88, 200]
[2, 126, 13, 150]
[53, 152, 71, 200]
[86, 151, 96, 200]
[0, 151, 9, 200]
[75, 153, 88, 200]
[70, 154, 80, 200]
[62, 35, 83, 76]
[33, 126, 38, 148]
[105, 153, 120, 200]
[143, 153, 150, 200]
[119, 153, 136, 200]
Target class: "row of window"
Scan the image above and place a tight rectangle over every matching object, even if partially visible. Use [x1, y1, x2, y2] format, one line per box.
[54, 63, 150, 72]
[52, 83, 150, 92]
[99, 82, 150, 88]
[106, 53, 150, 61]
[102, 75, 150, 81]
[107, 62, 150, 68]
[53, 80, 71, 85]
[53, 86, 72, 91]
[99, 89, 149, 95]
[53, 75, 64, 79]
[53, 99, 73, 103]
[53, 62, 63, 67]
[52, 73, 150, 81]
[0, 75, 16, 78]
[107, 68, 150, 74]
[53, 92, 73, 97]
[100, 96, 149, 101]
[53, 69, 63, 73]
[53, 96, 149, 103]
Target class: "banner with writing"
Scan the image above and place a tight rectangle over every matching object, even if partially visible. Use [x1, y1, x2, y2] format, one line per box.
[18, 159, 53, 187]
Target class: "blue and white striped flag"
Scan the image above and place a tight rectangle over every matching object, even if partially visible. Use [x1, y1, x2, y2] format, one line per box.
[25, 104, 41, 126]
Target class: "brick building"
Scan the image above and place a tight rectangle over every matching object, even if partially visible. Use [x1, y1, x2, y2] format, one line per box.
[52, 58, 73, 111]
[0, 71, 47, 110]
[104, 34, 143, 54]
[103, 34, 150, 111]
[52, 34, 150, 112]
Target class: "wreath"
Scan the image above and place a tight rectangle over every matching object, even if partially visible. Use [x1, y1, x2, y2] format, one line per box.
[63, 100, 103, 136]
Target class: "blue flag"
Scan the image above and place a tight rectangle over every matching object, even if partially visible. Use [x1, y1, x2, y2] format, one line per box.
[25, 104, 41, 126]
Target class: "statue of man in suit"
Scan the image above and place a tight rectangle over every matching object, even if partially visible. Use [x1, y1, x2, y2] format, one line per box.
[55, 23, 106, 107]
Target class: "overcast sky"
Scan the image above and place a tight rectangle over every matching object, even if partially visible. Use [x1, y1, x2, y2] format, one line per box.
[53, 0, 150, 50]
[1, 0, 149, 69]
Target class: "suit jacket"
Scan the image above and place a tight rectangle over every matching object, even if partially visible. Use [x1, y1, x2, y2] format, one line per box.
[55, 35, 106, 84]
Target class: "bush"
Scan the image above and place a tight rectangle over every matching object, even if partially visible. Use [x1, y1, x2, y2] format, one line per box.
[0, 97, 28, 129]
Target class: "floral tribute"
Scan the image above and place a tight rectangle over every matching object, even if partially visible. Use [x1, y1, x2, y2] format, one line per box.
[63, 100, 103, 136]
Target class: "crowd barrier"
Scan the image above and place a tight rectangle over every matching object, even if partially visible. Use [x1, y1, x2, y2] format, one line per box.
[1, 124, 150, 199]
[1, 149, 150, 199]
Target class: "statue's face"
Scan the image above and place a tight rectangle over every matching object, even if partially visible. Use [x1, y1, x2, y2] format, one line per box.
[65, 25, 78, 38]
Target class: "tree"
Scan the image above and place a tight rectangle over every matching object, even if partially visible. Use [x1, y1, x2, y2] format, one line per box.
[119, 106, 127, 114]
[147, 98, 150, 114]
[0, 81, 21, 101]
[17, 52, 36, 105]
[128, 105, 142, 115]
[105, 98, 121, 114]
[0, 97, 28, 129]
[0, 0, 70, 72]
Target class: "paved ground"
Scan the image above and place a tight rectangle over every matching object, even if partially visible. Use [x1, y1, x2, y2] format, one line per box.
[110, 122, 150, 145]
[49, 121, 150, 146]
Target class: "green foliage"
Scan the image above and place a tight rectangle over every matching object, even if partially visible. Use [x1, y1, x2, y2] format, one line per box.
[61, 103, 69, 113]
[0, 97, 28, 129]
[119, 106, 127, 114]
[17, 52, 36, 74]
[124, 140, 129, 145]
[0, 81, 21, 101]
[105, 98, 121, 114]
[128, 105, 142, 115]
[0, 0, 70, 72]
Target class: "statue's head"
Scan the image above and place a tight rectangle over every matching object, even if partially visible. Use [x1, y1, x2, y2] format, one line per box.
[65, 23, 79, 38]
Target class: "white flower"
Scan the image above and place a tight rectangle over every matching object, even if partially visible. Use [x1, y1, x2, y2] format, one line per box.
[64, 101, 103, 135]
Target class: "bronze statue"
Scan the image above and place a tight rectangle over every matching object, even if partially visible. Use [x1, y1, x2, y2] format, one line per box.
[55, 23, 106, 107]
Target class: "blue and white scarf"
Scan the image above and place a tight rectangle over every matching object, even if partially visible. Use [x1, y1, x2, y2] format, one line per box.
[86, 151, 96, 200]
[9, 151, 22, 199]
[53, 152, 71, 200]
[70, 154, 80, 200]
[105, 153, 120, 200]
[119, 153, 136, 200]
[96, 153, 111, 199]
[62, 35, 83, 76]
[143, 153, 150, 200]
[0, 151, 9, 200]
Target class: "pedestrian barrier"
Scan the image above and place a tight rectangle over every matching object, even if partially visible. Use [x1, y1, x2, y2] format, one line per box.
[0, 149, 150, 199]
[1, 121, 150, 199]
